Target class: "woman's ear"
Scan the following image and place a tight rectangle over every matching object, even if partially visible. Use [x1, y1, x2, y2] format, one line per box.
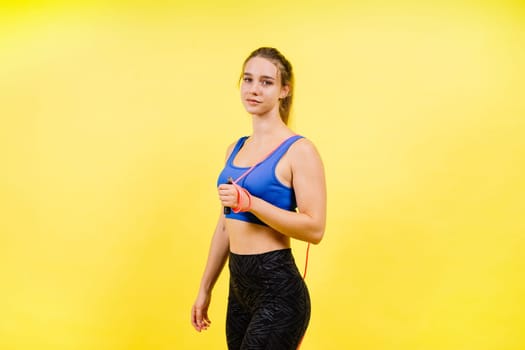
[280, 85, 290, 99]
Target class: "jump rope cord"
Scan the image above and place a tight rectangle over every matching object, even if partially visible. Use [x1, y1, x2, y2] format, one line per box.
[302, 242, 310, 279]
[229, 135, 298, 185]
[226, 137, 311, 349]
[296, 242, 310, 350]
[226, 136, 311, 279]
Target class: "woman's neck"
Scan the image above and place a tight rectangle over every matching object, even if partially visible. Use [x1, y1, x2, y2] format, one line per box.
[250, 113, 291, 143]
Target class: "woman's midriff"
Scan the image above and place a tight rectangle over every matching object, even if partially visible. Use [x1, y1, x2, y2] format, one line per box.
[226, 219, 290, 255]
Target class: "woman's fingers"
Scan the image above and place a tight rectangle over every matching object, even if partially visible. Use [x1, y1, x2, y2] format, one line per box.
[218, 184, 238, 207]
[191, 305, 200, 330]
[191, 302, 211, 332]
[200, 311, 211, 330]
[192, 307, 204, 331]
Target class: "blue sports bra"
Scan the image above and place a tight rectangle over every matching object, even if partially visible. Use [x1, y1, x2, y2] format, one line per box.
[217, 135, 304, 226]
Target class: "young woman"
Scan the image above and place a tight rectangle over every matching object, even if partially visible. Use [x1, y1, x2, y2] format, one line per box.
[191, 47, 326, 350]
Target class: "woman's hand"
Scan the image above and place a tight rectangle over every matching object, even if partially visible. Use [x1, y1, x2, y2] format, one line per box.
[191, 290, 212, 332]
[218, 183, 252, 213]
[217, 183, 239, 209]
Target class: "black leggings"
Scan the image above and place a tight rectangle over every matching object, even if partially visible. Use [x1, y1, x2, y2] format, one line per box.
[226, 248, 311, 350]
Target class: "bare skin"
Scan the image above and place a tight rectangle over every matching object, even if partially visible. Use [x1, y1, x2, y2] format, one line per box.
[191, 56, 326, 332]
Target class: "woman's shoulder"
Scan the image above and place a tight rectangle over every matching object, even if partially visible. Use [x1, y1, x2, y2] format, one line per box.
[288, 135, 322, 160]
[291, 135, 317, 151]
[224, 136, 249, 161]
[288, 136, 324, 173]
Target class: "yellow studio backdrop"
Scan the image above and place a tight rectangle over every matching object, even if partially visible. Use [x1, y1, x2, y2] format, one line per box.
[1, 1, 524, 349]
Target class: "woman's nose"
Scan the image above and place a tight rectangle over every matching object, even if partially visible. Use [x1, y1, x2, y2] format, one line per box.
[249, 82, 261, 95]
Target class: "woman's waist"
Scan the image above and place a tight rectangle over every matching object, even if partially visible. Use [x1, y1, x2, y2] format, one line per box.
[226, 219, 290, 255]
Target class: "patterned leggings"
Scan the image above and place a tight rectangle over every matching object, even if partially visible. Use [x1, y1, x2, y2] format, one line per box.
[226, 248, 311, 350]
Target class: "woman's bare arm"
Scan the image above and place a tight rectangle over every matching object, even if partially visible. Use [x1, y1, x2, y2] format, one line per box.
[251, 139, 326, 243]
[191, 211, 229, 331]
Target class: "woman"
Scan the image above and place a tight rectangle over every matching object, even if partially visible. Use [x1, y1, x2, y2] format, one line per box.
[191, 47, 326, 350]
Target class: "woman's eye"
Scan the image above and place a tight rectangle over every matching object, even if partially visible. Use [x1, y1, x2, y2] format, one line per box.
[262, 80, 273, 86]
[243, 77, 252, 83]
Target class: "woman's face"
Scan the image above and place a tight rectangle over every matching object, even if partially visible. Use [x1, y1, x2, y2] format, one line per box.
[240, 56, 289, 117]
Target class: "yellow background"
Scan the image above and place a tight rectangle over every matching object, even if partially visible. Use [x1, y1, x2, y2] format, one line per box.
[1, 1, 524, 349]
